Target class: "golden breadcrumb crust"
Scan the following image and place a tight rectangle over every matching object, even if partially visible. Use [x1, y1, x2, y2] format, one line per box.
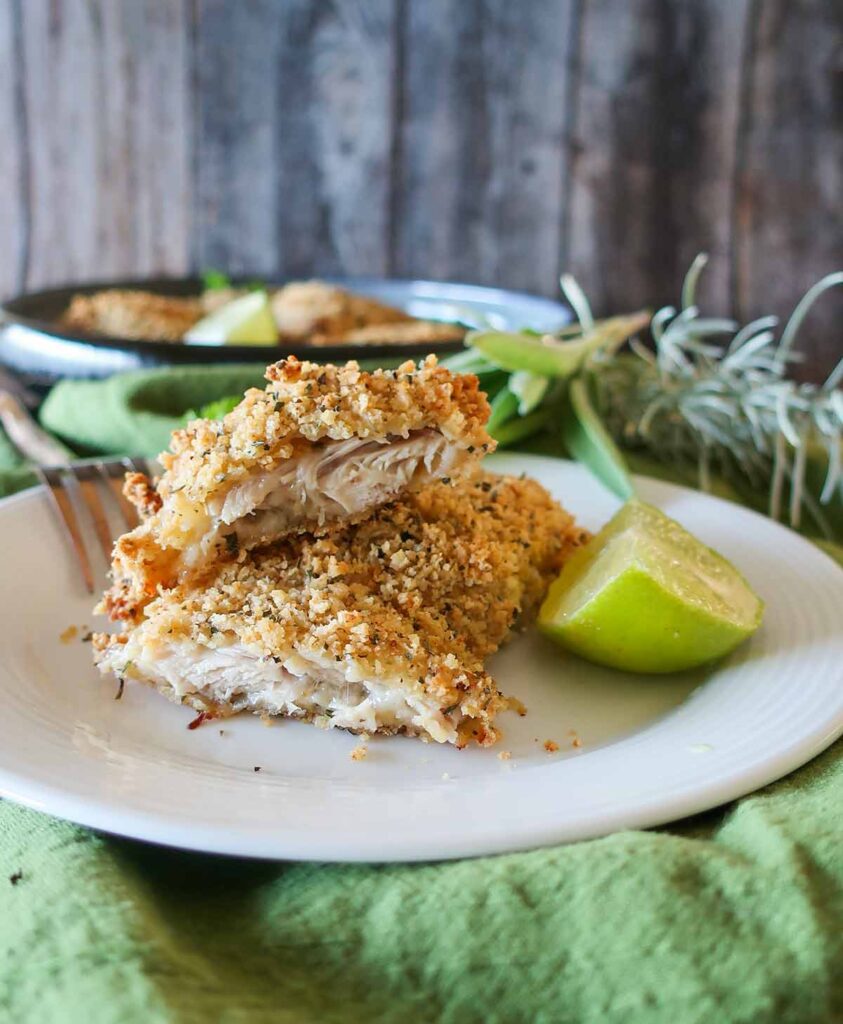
[270, 280, 414, 343]
[123, 472, 162, 518]
[158, 355, 491, 501]
[62, 290, 202, 341]
[101, 356, 494, 622]
[313, 320, 466, 347]
[95, 472, 586, 747]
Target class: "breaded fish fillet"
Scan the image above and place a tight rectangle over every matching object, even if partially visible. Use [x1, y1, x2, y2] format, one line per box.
[204, 281, 464, 345]
[95, 473, 585, 747]
[103, 356, 493, 623]
[335, 320, 465, 347]
[62, 290, 203, 341]
[271, 280, 414, 344]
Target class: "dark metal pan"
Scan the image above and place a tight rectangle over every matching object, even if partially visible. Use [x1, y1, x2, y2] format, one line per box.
[0, 276, 571, 386]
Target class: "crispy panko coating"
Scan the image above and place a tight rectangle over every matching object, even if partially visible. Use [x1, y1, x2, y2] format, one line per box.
[95, 473, 586, 747]
[62, 290, 202, 342]
[122, 472, 163, 519]
[334, 320, 466, 347]
[102, 355, 494, 623]
[160, 355, 491, 498]
[271, 280, 414, 344]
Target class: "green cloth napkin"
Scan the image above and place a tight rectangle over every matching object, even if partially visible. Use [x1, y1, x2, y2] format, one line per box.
[1, 746, 839, 1024]
[1, 366, 841, 1024]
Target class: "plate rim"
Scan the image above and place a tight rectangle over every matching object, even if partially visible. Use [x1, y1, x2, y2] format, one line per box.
[0, 455, 840, 862]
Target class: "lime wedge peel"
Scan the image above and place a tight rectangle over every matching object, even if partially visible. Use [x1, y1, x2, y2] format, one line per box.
[184, 291, 278, 346]
[538, 500, 764, 674]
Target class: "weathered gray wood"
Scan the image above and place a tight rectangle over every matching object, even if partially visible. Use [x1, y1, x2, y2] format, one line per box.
[392, 0, 576, 295]
[193, 0, 396, 278]
[0, 0, 839, 379]
[127, 1, 192, 277]
[733, 0, 843, 380]
[0, 0, 28, 295]
[191, 0, 285, 278]
[566, 0, 750, 318]
[18, 0, 190, 287]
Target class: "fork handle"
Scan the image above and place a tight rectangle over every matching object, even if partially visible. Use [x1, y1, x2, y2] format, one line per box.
[0, 388, 72, 466]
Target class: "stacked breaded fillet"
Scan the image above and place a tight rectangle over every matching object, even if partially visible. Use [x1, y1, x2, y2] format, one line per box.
[94, 356, 585, 746]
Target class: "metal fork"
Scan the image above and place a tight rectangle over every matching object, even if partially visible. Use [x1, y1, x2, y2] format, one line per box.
[37, 458, 150, 593]
[0, 383, 150, 592]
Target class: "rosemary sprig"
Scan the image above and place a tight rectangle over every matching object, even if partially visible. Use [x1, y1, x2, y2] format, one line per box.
[590, 257, 843, 535]
[449, 255, 843, 539]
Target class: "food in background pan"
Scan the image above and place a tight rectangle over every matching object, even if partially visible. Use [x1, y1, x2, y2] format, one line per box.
[62, 290, 203, 342]
[60, 277, 466, 347]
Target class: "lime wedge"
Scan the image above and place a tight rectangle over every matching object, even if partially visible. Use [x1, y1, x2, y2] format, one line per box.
[184, 291, 278, 346]
[538, 500, 764, 673]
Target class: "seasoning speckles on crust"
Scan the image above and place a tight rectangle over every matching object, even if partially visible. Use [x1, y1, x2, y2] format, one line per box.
[94, 472, 586, 748]
[101, 355, 494, 624]
[163, 355, 491, 501]
[62, 290, 202, 342]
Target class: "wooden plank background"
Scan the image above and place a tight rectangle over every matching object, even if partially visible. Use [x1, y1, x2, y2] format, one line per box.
[0, 0, 839, 378]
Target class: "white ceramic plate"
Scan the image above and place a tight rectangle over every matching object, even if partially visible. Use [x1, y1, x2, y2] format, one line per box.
[0, 454, 840, 862]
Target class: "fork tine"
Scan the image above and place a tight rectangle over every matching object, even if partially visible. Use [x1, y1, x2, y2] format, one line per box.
[71, 464, 114, 562]
[126, 456, 151, 476]
[37, 467, 95, 593]
[99, 460, 139, 530]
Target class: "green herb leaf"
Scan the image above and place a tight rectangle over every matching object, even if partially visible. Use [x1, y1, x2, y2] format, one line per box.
[441, 348, 496, 374]
[198, 395, 241, 420]
[468, 330, 591, 377]
[508, 371, 550, 416]
[201, 268, 231, 291]
[493, 408, 554, 448]
[561, 377, 635, 500]
[467, 312, 649, 378]
[181, 394, 241, 424]
[487, 387, 520, 434]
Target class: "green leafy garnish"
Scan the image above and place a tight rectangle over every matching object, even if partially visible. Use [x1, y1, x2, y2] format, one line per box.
[182, 395, 241, 423]
[467, 312, 648, 378]
[509, 371, 549, 416]
[201, 268, 231, 291]
[560, 377, 634, 500]
[487, 388, 519, 433]
[443, 253, 843, 540]
[200, 269, 268, 294]
[199, 396, 242, 420]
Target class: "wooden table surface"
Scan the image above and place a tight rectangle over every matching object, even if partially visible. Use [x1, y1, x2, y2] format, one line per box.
[0, 0, 839, 379]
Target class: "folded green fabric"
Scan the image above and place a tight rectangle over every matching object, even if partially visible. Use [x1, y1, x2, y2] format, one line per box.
[2, 744, 840, 1024]
[40, 363, 269, 458]
[0, 365, 841, 1023]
